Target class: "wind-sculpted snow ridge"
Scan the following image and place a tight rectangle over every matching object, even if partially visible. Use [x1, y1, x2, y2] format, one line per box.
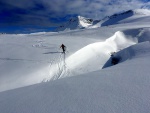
[1, 42, 150, 113]
[103, 41, 150, 68]
[103, 28, 150, 68]
[44, 30, 138, 81]
[1, 23, 150, 92]
[44, 28, 150, 81]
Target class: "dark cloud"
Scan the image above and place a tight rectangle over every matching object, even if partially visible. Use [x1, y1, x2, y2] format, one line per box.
[0, 0, 149, 28]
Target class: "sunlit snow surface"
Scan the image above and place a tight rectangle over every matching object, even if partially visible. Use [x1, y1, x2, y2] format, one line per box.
[0, 9, 150, 113]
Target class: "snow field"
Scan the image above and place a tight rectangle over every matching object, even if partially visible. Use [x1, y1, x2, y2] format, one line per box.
[0, 42, 150, 113]
[45, 30, 137, 80]
[0, 9, 150, 92]
[0, 9, 150, 113]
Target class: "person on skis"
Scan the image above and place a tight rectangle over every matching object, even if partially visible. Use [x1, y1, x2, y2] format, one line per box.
[60, 44, 66, 53]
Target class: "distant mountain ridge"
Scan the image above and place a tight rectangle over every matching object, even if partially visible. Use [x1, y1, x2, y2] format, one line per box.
[55, 9, 150, 32]
[99, 9, 150, 26]
[55, 16, 100, 32]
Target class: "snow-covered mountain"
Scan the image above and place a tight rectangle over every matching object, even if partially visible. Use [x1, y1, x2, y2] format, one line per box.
[0, 9, 150, 91]
[0, 8, 150, 113]
[55, 16, 99, 31]
[55, 9, 150, 31]
[98, 9, 150, 26]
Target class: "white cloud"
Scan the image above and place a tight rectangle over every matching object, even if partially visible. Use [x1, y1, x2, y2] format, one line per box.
[0, 0, 149, 26]
[39, 0, 146, 19]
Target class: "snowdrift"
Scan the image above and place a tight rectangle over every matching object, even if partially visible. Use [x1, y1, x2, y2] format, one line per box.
[0, 41, 150, 113]
[45, 28, 150, 81]
[103, 41, 150, 68]
[0, 9, 150, 92]
[0, 8, 150, 113]
[65, 31, 135, 74]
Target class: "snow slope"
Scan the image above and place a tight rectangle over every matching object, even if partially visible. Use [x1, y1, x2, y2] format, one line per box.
[0, 41, 150, 113]
[55, 9, 150, 31]
[0, 9, 150, 91]
[99, 9, 150, 26]
[45, 27, 150, 81]
[0, 8, 150, 113]
[0, 32, 98, 92]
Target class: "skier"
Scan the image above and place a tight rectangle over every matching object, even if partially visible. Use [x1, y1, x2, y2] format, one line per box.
[60, 44, 66, 53]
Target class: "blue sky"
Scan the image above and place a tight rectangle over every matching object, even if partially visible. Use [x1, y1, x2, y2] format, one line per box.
[0, 0, 149, 33]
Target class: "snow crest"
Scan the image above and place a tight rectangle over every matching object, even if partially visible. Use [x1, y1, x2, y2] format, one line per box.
[44, 31, 137, 81]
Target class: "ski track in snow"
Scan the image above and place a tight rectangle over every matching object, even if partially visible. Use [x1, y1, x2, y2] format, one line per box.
[44, 30, 140, 81]
[0, 9, 150, 113]
[0, 27, 150, 92]
[0, 9, 150, 92]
